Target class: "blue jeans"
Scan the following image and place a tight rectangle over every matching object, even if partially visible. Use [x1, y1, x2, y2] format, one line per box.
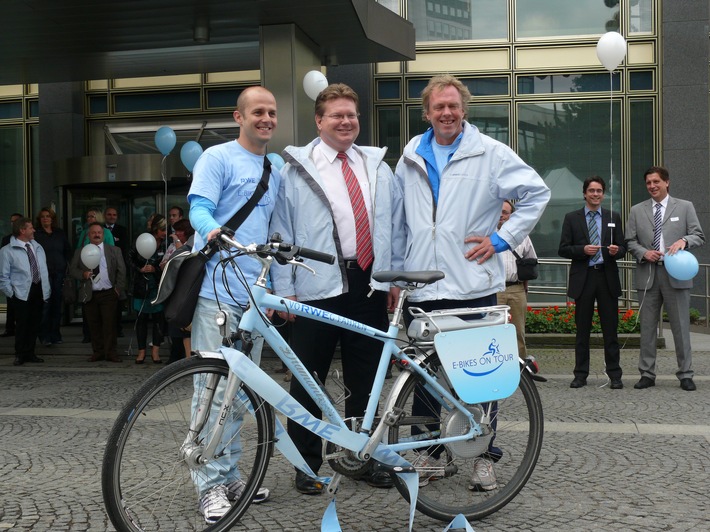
[190, 296, 263, 497]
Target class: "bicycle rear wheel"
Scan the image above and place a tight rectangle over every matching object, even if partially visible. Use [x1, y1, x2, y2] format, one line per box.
[102, 356, 274, 531]
[387, 351, 543, 522]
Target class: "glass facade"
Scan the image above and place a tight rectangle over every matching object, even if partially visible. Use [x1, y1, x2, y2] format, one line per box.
[374, 0, 662, 279]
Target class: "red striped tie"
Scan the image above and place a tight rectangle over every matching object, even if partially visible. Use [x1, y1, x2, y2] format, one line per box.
[337, 152, 373, 270]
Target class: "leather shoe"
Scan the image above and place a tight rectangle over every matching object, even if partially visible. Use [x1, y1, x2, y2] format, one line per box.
[357, 464, 394, 489]
[295, 471, 324, 495]
[107, 356, 123, 363]
[88, 355, 104, 362]
[633, 376, 655, 389]
[26, 355, 44, 363]
[569, 378, 587, 388]
[610, 379, 623, 389]
[680, 378, 696, 391]
[13, 356, 23, 366]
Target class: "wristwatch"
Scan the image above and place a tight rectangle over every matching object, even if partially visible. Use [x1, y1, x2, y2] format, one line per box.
[681, 237, 688, 248]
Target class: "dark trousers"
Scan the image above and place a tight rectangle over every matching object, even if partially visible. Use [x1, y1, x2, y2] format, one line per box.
[13, 284, 44, 360]
[404, 295, 501, 461]
[40, 270, 65, 343]
[135, 311, 164, 350]
[288, 266, 388, 473]
[86, 289, 119, 360]
[574, 269, 622, 380]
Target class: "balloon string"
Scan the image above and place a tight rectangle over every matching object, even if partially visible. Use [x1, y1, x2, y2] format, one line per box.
[161, 155, 169, 254]
[608, 70, 614, 245]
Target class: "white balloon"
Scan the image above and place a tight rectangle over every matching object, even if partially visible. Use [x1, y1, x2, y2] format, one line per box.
[596, 32, 627, 72]
[303, 70, 328, 101]
[80, 244, 101, 270]
[136, 232, 157, 260]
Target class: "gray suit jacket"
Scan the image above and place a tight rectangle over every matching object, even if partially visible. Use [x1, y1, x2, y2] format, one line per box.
[625, 196, 705, 289]
[69, 244, 127, 303]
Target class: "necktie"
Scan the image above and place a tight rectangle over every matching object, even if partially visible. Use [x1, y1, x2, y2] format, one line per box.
[25, 243, 41, 284]
[652, 203, 662, 251]
[587, 211, 601, 263]
[336, 152, 373, 270]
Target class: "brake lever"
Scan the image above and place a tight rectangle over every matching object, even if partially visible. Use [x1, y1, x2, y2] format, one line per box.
[287, 258, 316, 275]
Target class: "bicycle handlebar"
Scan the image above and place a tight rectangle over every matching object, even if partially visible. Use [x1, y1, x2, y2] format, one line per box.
[214, 231, 335, 266]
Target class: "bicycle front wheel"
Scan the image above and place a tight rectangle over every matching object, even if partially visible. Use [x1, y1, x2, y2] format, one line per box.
[102, 356, 274, 532]
[387, 352, 543, 522]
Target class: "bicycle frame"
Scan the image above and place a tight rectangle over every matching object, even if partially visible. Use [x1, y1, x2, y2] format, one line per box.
[204, 283, 485, 463]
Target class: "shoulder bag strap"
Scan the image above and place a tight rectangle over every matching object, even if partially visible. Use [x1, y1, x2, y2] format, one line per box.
[222, 156, 272, 232]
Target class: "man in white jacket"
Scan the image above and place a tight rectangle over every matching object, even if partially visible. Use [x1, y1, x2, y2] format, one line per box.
[270, 83, 405, 495]
[394, 74, 550, 490]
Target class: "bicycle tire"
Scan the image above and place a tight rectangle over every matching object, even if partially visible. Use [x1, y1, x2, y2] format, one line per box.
[387, 351, 543, 522]
[102, 356, 274, 531]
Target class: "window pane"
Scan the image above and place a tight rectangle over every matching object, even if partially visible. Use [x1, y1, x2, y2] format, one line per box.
[469, 104, 509, 145]
[88, 95, 108, 115]
[377, 79, 402, 100]
[629, 100, 654, 206]
[462, 76, 508, 96]
[408, 0, 507, 42]
[207, 88, 239, 109]
[0, 126, 25, 308]
[407, 106, 430, 139]
[517, 100, 621, 257]
[377, 107, 402, 167]
[0, 101, 22, 119]
[630, 0, 653, 34]
[629, 71, 653, 91]
[518, 73, 620, 95]
[114, 91, 201, 113]
[516, 0, 619, 39]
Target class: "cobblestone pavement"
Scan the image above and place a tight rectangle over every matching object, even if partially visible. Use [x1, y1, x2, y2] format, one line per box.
[1, 326, 709, 531]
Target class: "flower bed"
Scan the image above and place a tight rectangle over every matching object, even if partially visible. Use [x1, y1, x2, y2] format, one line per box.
[525, 303, 640, 334]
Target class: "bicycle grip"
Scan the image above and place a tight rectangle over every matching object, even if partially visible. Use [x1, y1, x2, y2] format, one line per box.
[297, 246, 335, 264]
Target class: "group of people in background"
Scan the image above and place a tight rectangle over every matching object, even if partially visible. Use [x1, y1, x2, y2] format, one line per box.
[0, 204, 195, 367]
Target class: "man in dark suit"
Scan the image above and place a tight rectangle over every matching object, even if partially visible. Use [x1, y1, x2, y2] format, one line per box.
[559, 176, 626, 389]
[69, 222, 126, 363]
[626, 166, 705, 391]
[104, 207, 128, 337]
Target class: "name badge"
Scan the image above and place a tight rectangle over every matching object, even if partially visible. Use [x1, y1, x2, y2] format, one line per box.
[670, 217, 679, 222]
[607, 223, 616, 228]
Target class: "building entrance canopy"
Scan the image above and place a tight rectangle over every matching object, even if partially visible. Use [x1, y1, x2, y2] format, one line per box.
[1, 0, 415, 85]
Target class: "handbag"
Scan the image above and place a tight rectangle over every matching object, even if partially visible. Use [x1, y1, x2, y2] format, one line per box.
[153, 156, 272, 329]
[511, 249, 538, 281]
[61, 274, 76, 305]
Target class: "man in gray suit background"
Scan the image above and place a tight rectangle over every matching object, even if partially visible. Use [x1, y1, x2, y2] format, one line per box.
[69, 222, 126, 363]
[625, 166, 705, 391]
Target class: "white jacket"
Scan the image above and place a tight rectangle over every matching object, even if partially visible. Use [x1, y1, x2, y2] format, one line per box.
[270, 138, 405, 301]
[394, 122, 549, 302]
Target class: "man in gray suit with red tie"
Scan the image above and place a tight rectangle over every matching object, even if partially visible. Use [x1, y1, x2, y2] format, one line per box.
[626, 166, 705, 391]
[559, 176, 625, 389]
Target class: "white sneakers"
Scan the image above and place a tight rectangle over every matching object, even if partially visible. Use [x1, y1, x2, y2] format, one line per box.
[199, 480, 271, 524]
[468, 457, 497, 491]
[199, 485, 232, 524]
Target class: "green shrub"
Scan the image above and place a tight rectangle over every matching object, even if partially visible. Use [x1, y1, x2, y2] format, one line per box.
[525, 304, 640, 334]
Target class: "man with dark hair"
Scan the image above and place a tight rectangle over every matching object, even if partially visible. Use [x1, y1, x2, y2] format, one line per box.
[271, 83, 402, 494]
[559, 176, 625, 389]
[0, 217, 50, 365]
[626, 166, 705, 391]
[1, 212, 24, 337]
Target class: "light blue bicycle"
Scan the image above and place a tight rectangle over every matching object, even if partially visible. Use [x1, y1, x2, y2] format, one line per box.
[102, 233, 544, 531]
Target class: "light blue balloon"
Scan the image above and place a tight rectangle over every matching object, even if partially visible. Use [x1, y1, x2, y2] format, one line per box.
[180, 141, 203, 172]
[266, 152, 285, 170]
[154, 126, 177, 156]
[664, 249, 699, 281]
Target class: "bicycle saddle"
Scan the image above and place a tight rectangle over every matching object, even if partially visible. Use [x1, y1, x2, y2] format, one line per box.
[371, 270, 445, 285]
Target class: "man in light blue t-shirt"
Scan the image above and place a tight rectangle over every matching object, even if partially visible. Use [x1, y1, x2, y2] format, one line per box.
[188, 86, 280, 524]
